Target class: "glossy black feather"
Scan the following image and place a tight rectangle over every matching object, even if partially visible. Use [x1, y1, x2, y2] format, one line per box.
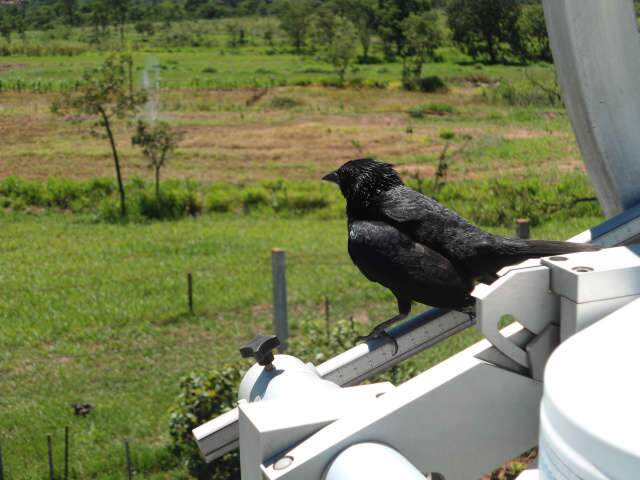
[326, 158, 600, 312]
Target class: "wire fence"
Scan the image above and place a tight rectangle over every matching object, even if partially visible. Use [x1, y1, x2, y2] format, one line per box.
[0, 250, 370, 365]
[0, 249, 385, 480]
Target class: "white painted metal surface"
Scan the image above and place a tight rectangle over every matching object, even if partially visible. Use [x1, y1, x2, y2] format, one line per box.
[323, 443, 425, 480]
[473, 265, 558, 368]
[193, 308, 474, 462]
[194, 202, 640, 466]
[542, 245, 640, 340]
[543, 0, 640, 216]
[542, 245, 640, 303]
[239, 383, 394, 480]
[261, 338, 542, 480]
[238, 355, 340, 403]
[539, 298, 640, 479]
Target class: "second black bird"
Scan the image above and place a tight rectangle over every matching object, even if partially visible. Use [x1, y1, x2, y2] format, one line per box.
[322, 158, 600, 350]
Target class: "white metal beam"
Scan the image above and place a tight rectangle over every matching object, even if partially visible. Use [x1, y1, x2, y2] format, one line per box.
[261, 339, 542, 480]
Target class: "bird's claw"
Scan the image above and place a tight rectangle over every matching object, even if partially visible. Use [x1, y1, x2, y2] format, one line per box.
[356, 329, 399, 355]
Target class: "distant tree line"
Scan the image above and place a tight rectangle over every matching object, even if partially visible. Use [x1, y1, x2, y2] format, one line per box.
[0, 0, 551, 64]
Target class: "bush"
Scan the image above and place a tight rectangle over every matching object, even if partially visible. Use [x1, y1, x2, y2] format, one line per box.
[483, 78, 562, 107]
[204, 186, 241, 213]
[168, 319, 419, 479]
[365, 79, 389, 89]
[268, 96, 304, 109]
[403, 75, 448, 93]
[169, 364, 245, 480]
[134, 20, 156, 37]
[408, 103, 457, 118]
[433, 175, 601, 227]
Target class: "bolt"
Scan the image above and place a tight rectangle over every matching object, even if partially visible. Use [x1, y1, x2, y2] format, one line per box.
[572, 266, 594, 273]
[274, 456, 294, 471]
[549, 256, 568, 261]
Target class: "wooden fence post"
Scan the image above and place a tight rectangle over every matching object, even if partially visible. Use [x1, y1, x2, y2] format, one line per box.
[187, 272, 194, 315]
[124, 439, 133, 480]
[271, 248, 288, 352]
[47, 434, 54, 480]
[516, 218, 530, 239]
[64, 426, 69, 480]
[0, 441, 4, 480]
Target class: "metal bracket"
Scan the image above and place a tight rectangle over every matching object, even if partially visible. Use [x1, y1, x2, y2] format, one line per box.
[473, 264, 558, 369]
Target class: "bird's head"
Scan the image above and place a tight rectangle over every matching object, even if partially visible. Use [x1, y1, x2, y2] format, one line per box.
[322, 158, 403, 206]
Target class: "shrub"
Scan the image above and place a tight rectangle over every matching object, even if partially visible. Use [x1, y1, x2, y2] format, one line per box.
[168, 319, 419, 479]
[408, 103, 457, 118]
[268, 96, 304, 109]
[169, 364, 245, 480]
[403, 75, 448, 93]
[204, 186, 240, 213]
[134, 20, 156, 37]
[365, 79, 389, 89]
[241, 187, 270, 210]
[483, 78, 562, 107]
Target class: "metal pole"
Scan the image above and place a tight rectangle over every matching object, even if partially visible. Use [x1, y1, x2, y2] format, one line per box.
[271, 248, 288, 352]
[47, 434, 54, 480]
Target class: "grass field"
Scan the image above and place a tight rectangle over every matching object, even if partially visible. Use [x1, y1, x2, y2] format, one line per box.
[0, 17, 603, 479]
[0, 213, 602, 479]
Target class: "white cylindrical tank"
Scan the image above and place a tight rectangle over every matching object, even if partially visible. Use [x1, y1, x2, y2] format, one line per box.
[539, 298, 640, 479]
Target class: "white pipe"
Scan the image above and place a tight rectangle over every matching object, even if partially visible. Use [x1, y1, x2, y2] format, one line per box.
[323, 443, 426, 480]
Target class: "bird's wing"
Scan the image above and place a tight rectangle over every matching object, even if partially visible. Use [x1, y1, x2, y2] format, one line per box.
[348, 220, 473, 309]
[371, 186, 492, 261]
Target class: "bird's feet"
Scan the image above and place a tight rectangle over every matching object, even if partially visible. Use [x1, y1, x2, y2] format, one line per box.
[356, 328, 399, 355]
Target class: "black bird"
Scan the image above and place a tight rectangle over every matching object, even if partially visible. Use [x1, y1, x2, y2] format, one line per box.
[71, 402, 95, 417]
[322, 158, 600, 351]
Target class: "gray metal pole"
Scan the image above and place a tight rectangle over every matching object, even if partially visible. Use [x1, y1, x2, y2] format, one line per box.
[271, 248, 288, 352]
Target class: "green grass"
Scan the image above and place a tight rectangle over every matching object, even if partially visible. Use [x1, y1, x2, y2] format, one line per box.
[0, 209, 603, 479]
[0, 17, 559, 92]
[0, 14, 599, 478]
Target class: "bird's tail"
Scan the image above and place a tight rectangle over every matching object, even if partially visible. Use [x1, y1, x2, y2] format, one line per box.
[481, 237, 602, 275]
[515, 239, 601, 257]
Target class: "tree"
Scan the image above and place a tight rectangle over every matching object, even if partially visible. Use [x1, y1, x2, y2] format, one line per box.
[89, 0, 111, 36]
[274, 0, 313, 54]
[376, 0, 432, 58]
[226, 20, 247, 48]
[132, 120, 183, 198]
[446, 0, 521, 64]
[400, 11, 442, 88]
[57, 0, 78, 27]
[52, 54, 147, 218]
[326, 16, 358, 85]
[0, 5, 22, 44]
[517, 4, 551, 62]
[109, 0, 130, 45]
[338, 0, 378, 62]
[308, 4, 338, 52]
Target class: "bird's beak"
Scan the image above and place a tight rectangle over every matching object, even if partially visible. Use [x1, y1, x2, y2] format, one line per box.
[322, 171, 339, 184]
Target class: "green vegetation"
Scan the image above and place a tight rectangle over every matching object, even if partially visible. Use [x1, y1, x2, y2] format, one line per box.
[0, 2, 607, 478]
